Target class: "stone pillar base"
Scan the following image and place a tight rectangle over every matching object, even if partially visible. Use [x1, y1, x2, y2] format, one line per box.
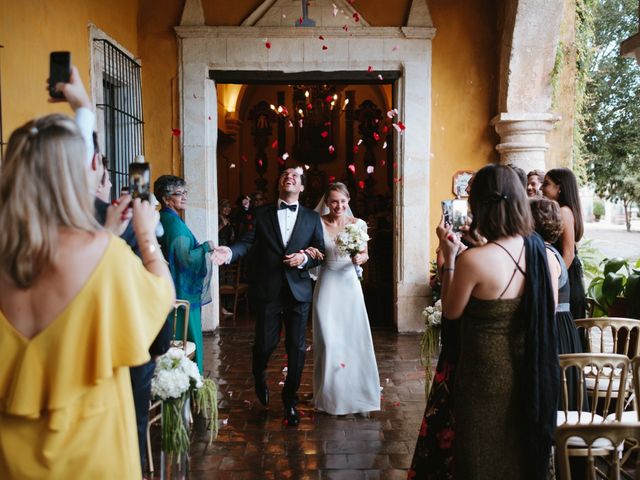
[491, 112, 559, 173]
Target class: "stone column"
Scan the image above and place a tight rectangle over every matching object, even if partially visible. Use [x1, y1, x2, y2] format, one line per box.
[491, 112, 559, 173]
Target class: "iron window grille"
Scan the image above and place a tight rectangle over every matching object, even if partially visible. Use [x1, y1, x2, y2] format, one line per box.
[93, 38, 144, 198]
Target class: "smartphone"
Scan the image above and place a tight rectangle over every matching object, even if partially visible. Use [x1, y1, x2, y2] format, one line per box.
[442, 199, 468, 233]
[129, 162, 151, 202]
[49, 52, 71, 99]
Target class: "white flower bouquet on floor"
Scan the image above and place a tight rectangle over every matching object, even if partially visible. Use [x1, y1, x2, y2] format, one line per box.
[420, 299, 442, 396]
[335, 223, 370, 279]
[152, 347, 218, 455]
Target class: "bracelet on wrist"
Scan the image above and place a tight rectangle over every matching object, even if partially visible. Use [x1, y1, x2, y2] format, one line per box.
[443, 266, 455, 272]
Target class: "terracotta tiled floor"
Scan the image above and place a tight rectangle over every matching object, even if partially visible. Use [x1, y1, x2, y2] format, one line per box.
[178, 314, 425, 479]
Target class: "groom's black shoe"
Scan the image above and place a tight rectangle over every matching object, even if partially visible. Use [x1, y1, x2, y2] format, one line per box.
[283, 406, 300, 426]
[254, 378, 269, 406]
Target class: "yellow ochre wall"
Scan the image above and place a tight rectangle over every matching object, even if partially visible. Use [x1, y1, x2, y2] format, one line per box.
[0, 0, 139, 135]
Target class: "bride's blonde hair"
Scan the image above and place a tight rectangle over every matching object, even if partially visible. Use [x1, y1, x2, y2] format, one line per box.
[0, 114, 98, 288]
[323, 182, 350, 203]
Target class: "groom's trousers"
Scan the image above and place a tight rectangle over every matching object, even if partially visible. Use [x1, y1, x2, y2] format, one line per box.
[252, 282, 310, 408]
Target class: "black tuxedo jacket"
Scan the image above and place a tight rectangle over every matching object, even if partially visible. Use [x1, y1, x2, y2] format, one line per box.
[229, 203, 325, 303]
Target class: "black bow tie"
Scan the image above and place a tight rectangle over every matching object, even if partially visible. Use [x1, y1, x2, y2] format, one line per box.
[279, 202, 297, 212]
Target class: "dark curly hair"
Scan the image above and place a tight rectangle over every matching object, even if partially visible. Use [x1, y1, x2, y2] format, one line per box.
[154, 175, 186, 207]
[529, 197, 563, 244]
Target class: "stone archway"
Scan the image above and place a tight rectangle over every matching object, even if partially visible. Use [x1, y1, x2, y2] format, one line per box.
[175, 0, 435, 332]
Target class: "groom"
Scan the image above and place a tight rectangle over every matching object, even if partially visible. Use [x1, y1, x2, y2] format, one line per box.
[212, 167, 324, 426]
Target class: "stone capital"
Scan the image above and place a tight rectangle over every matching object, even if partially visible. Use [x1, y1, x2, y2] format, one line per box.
[491, 112, 560, 172]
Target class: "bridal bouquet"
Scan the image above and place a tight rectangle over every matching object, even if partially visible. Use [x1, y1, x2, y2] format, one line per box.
[335, 223, 370, 279]
[420, 299, 442, 396]
[152, 347, 219, 455]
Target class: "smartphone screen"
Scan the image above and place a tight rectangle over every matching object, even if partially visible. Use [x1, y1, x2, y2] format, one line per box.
[49, 52, 71, 99]
[129, 162, 151, 202]
[442, 199, 468, 233]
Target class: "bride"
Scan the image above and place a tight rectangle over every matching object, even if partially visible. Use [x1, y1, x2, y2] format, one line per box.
[308, 182, 381, 415]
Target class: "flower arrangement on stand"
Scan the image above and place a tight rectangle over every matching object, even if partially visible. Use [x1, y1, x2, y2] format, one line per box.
[151, 348, 218, 478]
[335, 223, 370, 280]
[420, 260, 442, 397]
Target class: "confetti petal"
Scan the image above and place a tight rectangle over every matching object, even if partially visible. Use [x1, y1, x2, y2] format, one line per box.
[387, 108, 398, 119]
[348, 164, 356, 173]
[222, 418, 229, 425]
[321, 131, 329, 138]
[306, 103, 313, 110]
[241, 154, 248, 162]
[329, 175, 336, 183]
[367, 166, 375, 174]
[373, 132, 380, 141]
[353, 145, 359, 153]
[367, 65, 374, 72]
[271, 139, 278, 149]
[278, 381, 285, 386]
[230, 163, 236, 168]
[380, 160, 386, 166]
[282, 152, 289, 160]
[325, 95, 333, 103]
[319, 35, 325, 40]
[342, 24, 349, 31]
[288, 120, 294, 128]
[378, 74, 384, 81]
[392, 123, 401, 133]
[171, 128, 181, 137]
[397, 121, 406, 131]
[393, 177, 403, 183]
[392, 45, 399, 52]
[353, 12, 360, 22]
[208, 115, 212, 120]
[265, 41, 271, 49]
[258, 159, 263, 167]
[306, 345, 313, 352]
[328, 145, 335, 154]
[382, 141, 387, 149]
[299, 16, 303, 25]
[304, 164, 310, 170]
[322, 45, 328, 50]
[382, 125, 389, 134]
[340, 362, 346, 368]
[332, 3, 338, 16]
[358, 180, 365, 189]
[357, 138, 363, 146]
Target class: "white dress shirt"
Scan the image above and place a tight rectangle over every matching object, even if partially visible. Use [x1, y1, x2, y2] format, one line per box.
[277, 200, 299, 246]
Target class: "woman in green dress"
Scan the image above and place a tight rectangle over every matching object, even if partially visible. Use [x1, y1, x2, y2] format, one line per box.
[154, 175, 213, 372]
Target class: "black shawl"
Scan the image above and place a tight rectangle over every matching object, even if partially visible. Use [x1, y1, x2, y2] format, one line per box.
[522, 232, 559, 479]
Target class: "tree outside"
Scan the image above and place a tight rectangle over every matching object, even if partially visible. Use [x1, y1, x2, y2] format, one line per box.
[582, 0, 640, 232]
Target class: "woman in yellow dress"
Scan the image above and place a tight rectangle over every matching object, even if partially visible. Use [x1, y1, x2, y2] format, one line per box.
[0, 114, 175, 478]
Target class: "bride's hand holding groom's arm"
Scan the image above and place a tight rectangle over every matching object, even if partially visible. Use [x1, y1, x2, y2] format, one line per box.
[352, 251, 368, 266]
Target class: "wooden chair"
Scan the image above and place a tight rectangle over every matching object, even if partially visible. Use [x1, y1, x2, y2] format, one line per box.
[557, 353, 630, 459]
[576, 317, 640, 358]
[556, 423, 640, 480]
[170, 300, 196, 360]
[219, 259, 249, 323]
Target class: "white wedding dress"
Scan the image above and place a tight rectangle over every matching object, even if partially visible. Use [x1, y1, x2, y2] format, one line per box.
[312, 218, 381, 415]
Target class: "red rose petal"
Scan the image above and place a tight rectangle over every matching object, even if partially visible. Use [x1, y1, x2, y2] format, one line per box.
[340, 362, 346, 368]
[322, 45, 328, 50]
[353, 12, 360, 22]
[380, 160, 386, 166]
[348, 164, 356, 174]
[321, 131, 329, 138]
[393, 177, 403, 183]
[306, 103, 313, 110]
[358, 180, 365, 189]
[373, 132, 380, 141]
[258, 159, 263, 167]
[241, 154, 248, 162]
[208, 116, 212, 120]
[398, 121, 406, 130]
[171, 128, 181, 137]
[329, 175, 336, 183]
[265, 41, 271, 49]
[299, 16, 303, 25]
[382, 125, 389, 134]
[328, 145, 335, 154]
[378, 74, 384, 81]
[353, 145, 359, 153]
[367, 65, 374, 72]
[342, 24, 349, 31]
[325, 95, 333, 103]
[271, 139, 278, 149]
[319, 35, 325, 40]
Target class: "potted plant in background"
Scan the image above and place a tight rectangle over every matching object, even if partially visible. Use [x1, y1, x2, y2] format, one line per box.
[593, 199, 605, 222]
[587, 257, 640, 318]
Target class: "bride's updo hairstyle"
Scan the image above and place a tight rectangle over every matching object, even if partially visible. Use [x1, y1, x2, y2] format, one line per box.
[468, 163, 533, 242]
[0, 114, 98, 288]
[323, 182, 350, 202]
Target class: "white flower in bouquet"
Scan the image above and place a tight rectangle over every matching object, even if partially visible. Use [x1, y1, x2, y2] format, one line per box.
[335, 223, 370, 279]
[422, 299, 442, 328]
[335, 223, 370, 257]
[152, 347, 203, 400]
